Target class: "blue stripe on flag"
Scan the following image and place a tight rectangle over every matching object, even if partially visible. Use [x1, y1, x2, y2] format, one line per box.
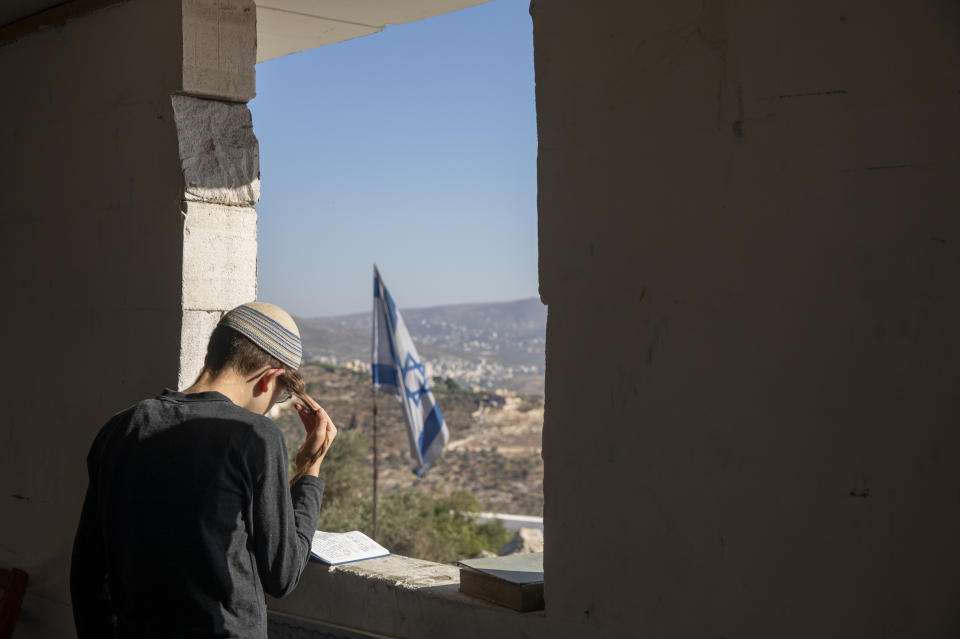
[372, 364, 399, 387]
[384, 288, 398, 329]
[418, 406, 444, 458]
[379, 298, 402, 381]
[374, 270, 399, 330]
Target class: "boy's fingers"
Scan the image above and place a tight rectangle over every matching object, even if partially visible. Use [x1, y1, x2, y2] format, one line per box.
[297, 392, 317, 407]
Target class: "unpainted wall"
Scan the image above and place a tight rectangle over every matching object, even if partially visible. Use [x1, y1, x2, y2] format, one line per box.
[0, 1, 258, 636]
[0, 3, 183, 634]
[535, 1, 960, 637]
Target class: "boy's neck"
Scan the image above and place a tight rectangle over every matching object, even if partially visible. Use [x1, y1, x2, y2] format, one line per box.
[184, 369, 256, 412]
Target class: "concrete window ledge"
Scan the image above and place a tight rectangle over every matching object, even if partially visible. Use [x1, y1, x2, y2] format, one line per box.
[267, 555, 547, 639]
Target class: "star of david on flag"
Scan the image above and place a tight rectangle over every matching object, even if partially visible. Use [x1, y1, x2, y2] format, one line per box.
[372, 266, 449, 476]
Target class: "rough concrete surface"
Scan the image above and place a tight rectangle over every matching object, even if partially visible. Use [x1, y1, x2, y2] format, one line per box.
[268, 555, 547, 639]
[179, 309, 224, 389]
[335, 555, 459, 589]
[535, 2, 960, 638]
[172, 94, 261, 206]
[182, 0, 256, 101]
[181, 200, 258, 311]
[5, 1, 960, 638]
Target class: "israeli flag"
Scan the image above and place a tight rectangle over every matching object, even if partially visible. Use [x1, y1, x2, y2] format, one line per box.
[372, 266, 449, 476]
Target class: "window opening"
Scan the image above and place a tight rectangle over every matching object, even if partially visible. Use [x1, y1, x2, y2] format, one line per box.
[251, 0, 542, 565]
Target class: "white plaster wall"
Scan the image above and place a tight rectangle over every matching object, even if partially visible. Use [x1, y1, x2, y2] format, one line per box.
[534, 2, 960, 637]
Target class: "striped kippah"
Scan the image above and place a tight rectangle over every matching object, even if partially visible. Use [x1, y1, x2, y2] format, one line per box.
[219, 302, 303, 369]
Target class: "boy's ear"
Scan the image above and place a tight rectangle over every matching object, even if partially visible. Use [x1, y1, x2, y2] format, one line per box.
[258, 368, 285, 392]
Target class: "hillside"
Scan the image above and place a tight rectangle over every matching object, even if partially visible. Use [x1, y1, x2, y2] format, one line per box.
[295, 297, 546, 394]
[272, 362, 544, 517]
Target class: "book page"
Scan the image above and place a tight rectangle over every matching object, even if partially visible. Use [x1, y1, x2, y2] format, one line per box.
[311, 530, 390, 565]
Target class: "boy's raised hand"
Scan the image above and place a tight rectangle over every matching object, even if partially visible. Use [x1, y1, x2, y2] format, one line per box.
[292, 394, 337, 480]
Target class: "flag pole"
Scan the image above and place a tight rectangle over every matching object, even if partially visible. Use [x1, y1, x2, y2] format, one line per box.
[372, 386, 379, 541]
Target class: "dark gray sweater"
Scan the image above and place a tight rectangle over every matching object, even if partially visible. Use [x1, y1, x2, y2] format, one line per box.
[71, 389, 323, 638]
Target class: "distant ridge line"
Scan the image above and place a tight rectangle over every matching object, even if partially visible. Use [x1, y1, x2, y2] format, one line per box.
[301, 296, 543, 322]
[295, 297, 545, 394]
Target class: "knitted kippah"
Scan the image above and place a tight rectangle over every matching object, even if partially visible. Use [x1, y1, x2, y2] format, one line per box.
[219, 302, 302, 369]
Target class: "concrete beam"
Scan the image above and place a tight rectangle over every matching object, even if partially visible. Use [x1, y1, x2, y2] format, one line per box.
[183, 0, 257, 102]
[1, 0, 257, 101]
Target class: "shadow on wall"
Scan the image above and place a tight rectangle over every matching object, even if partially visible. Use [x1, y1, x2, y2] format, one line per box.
[172, 95, 261, 203]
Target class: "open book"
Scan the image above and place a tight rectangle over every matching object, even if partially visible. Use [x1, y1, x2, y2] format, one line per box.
[310, 530, 390, 565]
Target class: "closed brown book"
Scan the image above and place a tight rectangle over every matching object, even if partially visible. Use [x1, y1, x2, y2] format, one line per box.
[457, 552, 544, 612]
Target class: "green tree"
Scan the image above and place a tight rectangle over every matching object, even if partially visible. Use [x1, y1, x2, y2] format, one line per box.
[312, 429, 510, 563]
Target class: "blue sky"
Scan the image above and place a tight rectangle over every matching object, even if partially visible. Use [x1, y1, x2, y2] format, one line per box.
[251, 0, 537, 318]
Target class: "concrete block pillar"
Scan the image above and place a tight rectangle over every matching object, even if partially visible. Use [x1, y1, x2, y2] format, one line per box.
[174, 0, 260, 388]
[172, 94, 260, 388]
